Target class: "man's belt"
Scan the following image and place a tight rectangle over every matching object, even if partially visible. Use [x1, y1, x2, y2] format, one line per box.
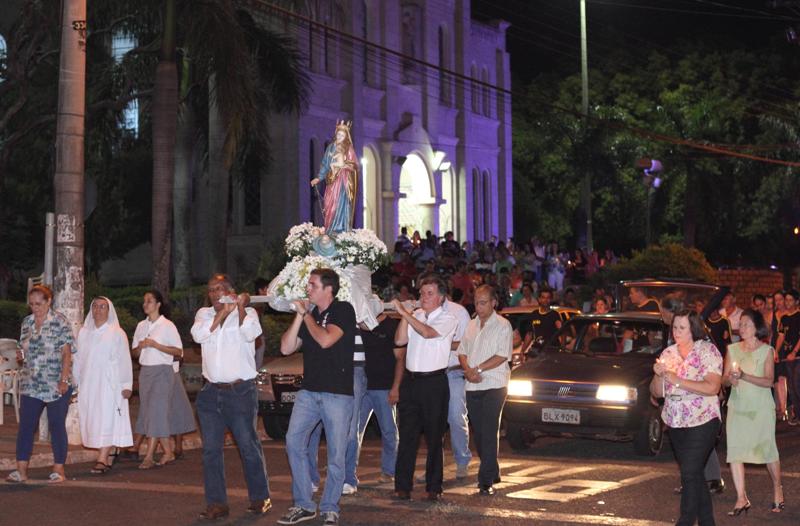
[209, 378, 252, 390]
[405, 368, 446, 379]
[446, 365, 463, 373]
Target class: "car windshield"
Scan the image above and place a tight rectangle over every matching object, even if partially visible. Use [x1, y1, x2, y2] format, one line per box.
[542, 318, 665, 356]
[616, 281, 721, 316]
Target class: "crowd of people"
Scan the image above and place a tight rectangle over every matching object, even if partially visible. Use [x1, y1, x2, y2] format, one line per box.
[4, 258, 798, 525]
[387, 228, 619, 312]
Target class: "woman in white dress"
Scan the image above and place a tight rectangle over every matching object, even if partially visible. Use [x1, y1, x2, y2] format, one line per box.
[74, 297, 134, 474]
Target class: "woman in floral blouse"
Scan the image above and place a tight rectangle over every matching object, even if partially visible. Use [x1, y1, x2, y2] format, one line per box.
[651, 309, 723, 526]
[6, 285, 75, 484]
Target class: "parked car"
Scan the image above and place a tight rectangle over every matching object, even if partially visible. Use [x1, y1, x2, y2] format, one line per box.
[500, 305, 581, 369]
[503, 280, 727, 456]
[256, 341, 387, 441]
[256, 353, 302, 440]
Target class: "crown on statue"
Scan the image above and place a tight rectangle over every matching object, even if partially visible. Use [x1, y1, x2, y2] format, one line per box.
[335, 119, 352, 132]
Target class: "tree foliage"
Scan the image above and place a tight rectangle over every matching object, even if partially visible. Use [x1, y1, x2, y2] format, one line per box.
[597, 243, 718, 285]
[514, 40, 800, 267]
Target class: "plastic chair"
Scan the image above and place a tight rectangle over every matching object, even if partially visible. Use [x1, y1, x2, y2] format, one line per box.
[0, 356, 21, 425]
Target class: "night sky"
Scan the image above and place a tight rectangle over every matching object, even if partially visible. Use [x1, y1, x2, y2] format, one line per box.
[471, 0, 799, 83]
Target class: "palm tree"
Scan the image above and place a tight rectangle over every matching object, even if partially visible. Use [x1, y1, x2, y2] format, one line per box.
[151, 0, 178, 295]
[163, 1, 310, 287]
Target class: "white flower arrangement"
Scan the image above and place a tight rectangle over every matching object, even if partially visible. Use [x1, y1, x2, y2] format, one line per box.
[283, 222, 388, 270]
[272, 255, 352, 304]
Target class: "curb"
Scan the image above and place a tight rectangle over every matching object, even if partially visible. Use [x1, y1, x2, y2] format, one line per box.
[0, 430, 269, 472]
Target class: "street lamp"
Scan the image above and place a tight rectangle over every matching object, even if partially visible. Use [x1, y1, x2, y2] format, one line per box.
[580, 0, 592, 253]
[637, 159, 663, 246]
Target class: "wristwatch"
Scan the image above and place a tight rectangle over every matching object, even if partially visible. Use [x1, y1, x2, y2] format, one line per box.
[476, 367, 483, 375]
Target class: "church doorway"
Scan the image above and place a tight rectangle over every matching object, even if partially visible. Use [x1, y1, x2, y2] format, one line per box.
[398, 153, 434, 236]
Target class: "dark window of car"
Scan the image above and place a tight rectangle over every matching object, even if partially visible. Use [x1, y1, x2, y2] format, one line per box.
[543, 319, 665, 356]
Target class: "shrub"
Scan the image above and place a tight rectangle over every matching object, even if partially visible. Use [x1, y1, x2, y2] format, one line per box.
[0, 300, 30, 339]
[592, 243, 717, 287]
[262, 313, 294, 358]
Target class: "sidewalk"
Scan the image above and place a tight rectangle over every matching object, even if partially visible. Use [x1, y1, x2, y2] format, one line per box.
[0, 397, 267, 472]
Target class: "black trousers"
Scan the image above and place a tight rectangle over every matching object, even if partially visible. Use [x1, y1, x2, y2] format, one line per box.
[394, 373, 449, 493]
[669, 418, 720, 526]
[466, 387, 507, 487]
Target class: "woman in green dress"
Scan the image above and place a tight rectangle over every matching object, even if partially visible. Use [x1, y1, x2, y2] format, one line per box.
[724, 309, 784, 515]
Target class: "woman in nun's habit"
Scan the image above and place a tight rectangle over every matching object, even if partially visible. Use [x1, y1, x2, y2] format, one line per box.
[74, 297, 134, 474]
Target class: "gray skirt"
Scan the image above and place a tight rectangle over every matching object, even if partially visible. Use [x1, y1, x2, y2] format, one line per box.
[135, 364, 174, 438]
[169, 371, 197, 435]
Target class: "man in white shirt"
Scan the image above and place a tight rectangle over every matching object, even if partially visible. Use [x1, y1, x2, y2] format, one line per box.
[191, 274, 270, 520]
[719, 291, 743, 342]
[391, 275, 457, 502]
[458, 285, 512, 496]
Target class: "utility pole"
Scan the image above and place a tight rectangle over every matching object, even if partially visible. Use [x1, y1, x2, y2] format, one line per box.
[580, 0, 593, 253]
[53, 0, 87, 333]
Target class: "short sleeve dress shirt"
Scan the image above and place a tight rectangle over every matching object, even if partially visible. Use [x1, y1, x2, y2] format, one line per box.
[19, 310, 75, 402]
[132, 315, 182, 366]
[405, 307, 457, 373]
[458, 312, 513, 391]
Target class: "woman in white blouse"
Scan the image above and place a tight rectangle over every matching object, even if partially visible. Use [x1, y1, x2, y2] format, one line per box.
[131, 290, 183, 469]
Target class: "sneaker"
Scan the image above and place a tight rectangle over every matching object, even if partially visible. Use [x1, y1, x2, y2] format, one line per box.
[341, 483, 357, 495]
[321, 511, 339, 525]
[377, 472, 394, 484]
[456, 464, 469, 479]
[277, 507, 316, 525]
[311, 482, 319, 493]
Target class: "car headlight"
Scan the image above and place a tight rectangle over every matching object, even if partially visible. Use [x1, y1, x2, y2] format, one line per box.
[256, 370, 271, 385]
[508, 379, 533, 397]
[595, 385, 637, 402]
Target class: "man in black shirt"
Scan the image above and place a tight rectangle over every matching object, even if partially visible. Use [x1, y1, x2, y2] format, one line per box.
[629, 286, 660, 312]
[353, 309, 404, 484]
[278, 268, 355, 526]
[528, 288, 562, 348]
[775, 290, 800, 425]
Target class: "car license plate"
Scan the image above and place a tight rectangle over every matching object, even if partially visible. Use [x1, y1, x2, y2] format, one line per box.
[541, 407, 580, 425]
[280, 392, 297, 404]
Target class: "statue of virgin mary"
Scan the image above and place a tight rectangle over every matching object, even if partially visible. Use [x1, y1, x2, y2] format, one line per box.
[310, 120, 359, 234]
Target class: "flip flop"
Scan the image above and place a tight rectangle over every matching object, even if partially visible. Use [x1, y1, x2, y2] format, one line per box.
[5, 470, 27, 484]
[90, 462, 111, 475]
[48, 472, 65, 483]
[138, 459, 158, 470]
[156, 456, 176, 466]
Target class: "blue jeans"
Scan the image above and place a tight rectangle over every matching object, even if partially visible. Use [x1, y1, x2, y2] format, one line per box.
[17, 388, 72, 464]
[357, 389, 398, 476]
[344, 365, 367, 486]
[196, 380, 270, 506]
[307, 422, 322, 486]
[286, 390, 354, 514]
[447, 370, 472, 467]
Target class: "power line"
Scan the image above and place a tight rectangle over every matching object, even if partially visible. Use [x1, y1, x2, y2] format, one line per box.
[590, 0, 797, 20]
[480, 0, 800, 112]
[255, 0, 800, 167]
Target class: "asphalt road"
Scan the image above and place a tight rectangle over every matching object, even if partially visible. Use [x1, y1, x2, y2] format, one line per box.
[2, 422, 799, 526]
